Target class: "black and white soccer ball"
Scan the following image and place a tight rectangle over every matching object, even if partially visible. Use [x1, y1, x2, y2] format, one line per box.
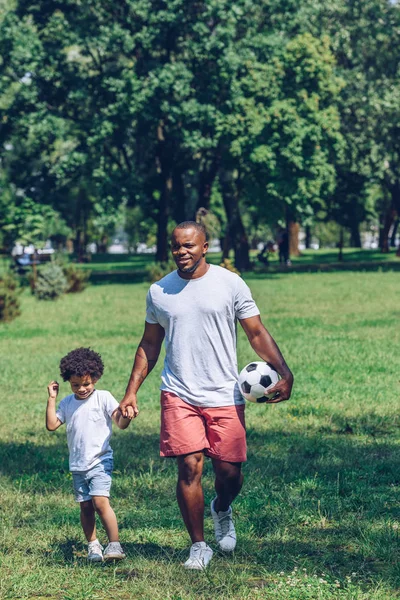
[238, 361, 279, 403]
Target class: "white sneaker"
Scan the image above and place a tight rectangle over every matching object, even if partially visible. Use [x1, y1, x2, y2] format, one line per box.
[184, 542, 213, 570]
[210, 498, 237, 552]
[103, 541, 126, 561]
[87, 540, 103, 562]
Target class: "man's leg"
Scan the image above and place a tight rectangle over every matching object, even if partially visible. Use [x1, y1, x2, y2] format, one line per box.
[176, 452, 213, 570]
[176, 452, 205, 543]
[212, 460, 243, 512]
[210, 459, 243, 552]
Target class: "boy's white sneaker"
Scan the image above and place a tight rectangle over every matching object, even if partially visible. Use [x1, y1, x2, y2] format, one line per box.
[87, 540, 103, 562]
[184, 542, 213, 570]
[103, 541, 126, 561]
[210, 498, 237, 552]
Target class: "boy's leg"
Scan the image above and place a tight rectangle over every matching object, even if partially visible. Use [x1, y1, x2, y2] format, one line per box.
[91, 496, 119, 542]
[80, 500, 97, 542]
[92, 496, 126, 561]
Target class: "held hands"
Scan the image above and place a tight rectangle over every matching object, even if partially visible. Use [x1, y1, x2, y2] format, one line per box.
[264, 373, 294, 404]
[119, 393, 139, 420]
[47, 381, 59, 399]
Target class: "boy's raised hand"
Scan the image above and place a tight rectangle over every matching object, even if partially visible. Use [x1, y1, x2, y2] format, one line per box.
[47, 381, 59, 399]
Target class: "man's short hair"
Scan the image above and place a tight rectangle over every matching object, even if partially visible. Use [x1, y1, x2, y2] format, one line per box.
[173, 221, 208, 240]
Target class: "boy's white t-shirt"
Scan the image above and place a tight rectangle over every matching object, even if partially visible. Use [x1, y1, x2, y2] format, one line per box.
[56, 389, 119, 472]
[146, 264, 260, 407]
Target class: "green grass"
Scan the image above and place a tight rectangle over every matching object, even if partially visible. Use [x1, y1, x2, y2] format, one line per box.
[1, 271, 400, 599]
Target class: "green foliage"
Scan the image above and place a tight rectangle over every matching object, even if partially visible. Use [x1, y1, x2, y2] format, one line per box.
[2, 198, 71, 249]
[219, 258, 241, 275]
[34, 262, 67, 301]
[0, 272, 20, 322]
[62, 263, 90, 294]
[146, 259, 176, 283]
[125, 206, 157, 251]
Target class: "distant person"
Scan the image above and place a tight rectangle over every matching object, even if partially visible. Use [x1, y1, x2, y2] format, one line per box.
[277, 227, 290, 265]
[257, 240, 276, 265]
[120, 221, 293, 570]
[46, 347, 133, 562]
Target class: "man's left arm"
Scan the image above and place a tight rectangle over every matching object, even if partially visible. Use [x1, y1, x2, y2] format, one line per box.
[239, 315, 294, 403]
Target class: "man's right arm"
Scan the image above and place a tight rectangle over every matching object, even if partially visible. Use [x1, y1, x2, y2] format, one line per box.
[119, 321, 165, 418]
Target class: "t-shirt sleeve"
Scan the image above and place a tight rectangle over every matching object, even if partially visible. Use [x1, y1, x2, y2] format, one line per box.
[234, 277, 260, 320]
[145, 287, 159, 324]
[55, 397, 67, 423]
[103, 391, 120, 417]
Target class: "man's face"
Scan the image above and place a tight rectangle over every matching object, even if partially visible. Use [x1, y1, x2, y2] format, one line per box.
[171, 227, 208, 274]
[69, 374, 97, 400]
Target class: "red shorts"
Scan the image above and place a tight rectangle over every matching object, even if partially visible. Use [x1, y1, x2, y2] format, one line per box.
[160, 391, 247, 462]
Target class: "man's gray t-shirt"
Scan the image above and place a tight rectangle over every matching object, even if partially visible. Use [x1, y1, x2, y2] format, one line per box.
[146, 264, 260, 407]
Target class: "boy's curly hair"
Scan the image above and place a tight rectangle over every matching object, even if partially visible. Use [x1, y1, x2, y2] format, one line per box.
[59, 347, 104, 382]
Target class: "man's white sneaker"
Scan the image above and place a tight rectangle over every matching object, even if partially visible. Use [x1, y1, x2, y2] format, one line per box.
[87, 540, 103, 562]
[103, 541, 126, 561]
[210, 498, 237, 552]
[184, 542, 213, 570]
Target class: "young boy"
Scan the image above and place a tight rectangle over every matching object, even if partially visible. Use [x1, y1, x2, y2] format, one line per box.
[46, 347, 134, 562]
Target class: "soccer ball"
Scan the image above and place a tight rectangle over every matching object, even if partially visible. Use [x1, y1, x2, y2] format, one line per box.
[238, 361, 279, 403]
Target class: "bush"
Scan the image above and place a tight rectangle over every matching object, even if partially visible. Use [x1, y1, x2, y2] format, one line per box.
[0, 273, 21, 322]
[147, 260, 176, 283]
[220, 259, 241, 276]
[62, 263, 91, 293]
[34, 263, 68, 301]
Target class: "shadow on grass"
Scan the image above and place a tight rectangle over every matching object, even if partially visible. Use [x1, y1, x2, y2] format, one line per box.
[1, 417, 400, 590]
[55, 537, 179, 566]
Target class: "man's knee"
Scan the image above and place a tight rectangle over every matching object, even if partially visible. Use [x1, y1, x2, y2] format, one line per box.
[177, 452, 204, 485]
[213, 460, 242, 485]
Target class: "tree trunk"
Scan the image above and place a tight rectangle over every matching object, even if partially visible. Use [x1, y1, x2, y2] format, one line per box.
[338, 227, 344, 261]
[288, 221, 300, 257]
[379, 206, 395, 253]
[305, 225, 311, 249]
[197, 156, 220, 212]
[156, 172, 171, 262]
[219, 168, 251, 271]
[173, 170, 187, 223]
[390, 218, 399, 248]
[349, 222, 361, 248]
[155, 122, 172, 262]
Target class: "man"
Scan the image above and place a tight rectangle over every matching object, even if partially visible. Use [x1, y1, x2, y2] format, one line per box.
[120, 221, 293, 570]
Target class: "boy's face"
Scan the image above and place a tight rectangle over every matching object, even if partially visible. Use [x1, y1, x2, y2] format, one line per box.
[69, 374, 97, 400]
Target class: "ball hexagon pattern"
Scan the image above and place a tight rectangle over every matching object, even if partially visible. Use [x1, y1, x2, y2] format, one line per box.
[238, 361, 279, 403]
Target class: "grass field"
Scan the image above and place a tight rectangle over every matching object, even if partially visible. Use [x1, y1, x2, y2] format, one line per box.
[1, 270, 400, 599]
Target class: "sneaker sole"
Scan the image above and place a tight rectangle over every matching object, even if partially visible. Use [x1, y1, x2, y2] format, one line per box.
[104, 554, 126, 561]
[218, 543, 236, 553]
[184, 562, 207, 570]
[88, 556, 103, 562]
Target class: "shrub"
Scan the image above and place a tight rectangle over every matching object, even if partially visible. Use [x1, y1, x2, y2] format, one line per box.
[62, 263, 91, 293]
[220, 259, 241, 276]
[147, 260, 176, 283]
[34, 263, 68, 301]
[0, 273, 21, 322]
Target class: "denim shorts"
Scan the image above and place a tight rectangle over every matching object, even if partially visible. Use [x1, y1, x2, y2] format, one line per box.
[71, 458, 113, 503]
